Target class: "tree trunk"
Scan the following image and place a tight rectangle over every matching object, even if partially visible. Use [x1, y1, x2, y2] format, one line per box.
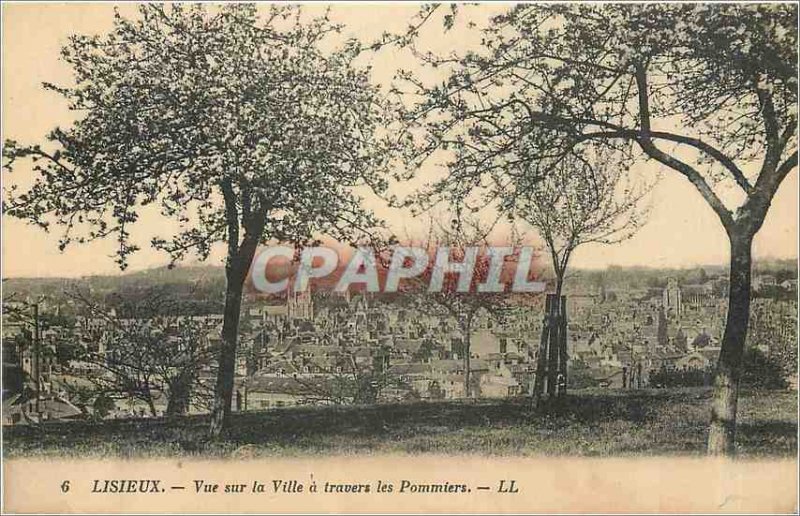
[557, 295, 568, 396]
[707, 233, 753, 456]
[546, 297, 560, 397]
[146, 395, 157, 417]
[463, 319, 471, 399]
[554, 273, 564, 301]
[208, 259, 248, 438]
[166, 394, 189, 417]
[166, 371, 193, 417]
[531, 294, 553, 408]
[550, 274, 567, 397]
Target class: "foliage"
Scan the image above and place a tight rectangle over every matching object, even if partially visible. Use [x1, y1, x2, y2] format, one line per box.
[2, 3, 401, 433]
[398, 4, 797, 228]
[3, 4, 396, 267]
[55, 341, 84, 367]
[741, 348, 789, 390]
[512, 151, 651, 295]
[396, 2, 797, 454]
[92, 393, 116, 419]
[649, 367, 713, 389]
[567, 360, 601, 389]
[648, 349, 790, 390]
[753, 285, 797, 301]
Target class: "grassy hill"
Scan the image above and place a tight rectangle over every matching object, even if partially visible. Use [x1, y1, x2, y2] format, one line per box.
[3, 388, 796, 459]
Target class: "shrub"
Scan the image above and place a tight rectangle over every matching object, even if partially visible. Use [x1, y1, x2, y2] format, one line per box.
[741, 347, 789, 390]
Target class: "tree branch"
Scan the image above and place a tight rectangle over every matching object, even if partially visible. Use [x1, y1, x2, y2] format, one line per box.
[220, 178, 240, 259]
[633, 64, 735, 231]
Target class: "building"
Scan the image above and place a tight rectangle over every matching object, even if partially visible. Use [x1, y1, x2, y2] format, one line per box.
[2, 393, 84, 425]
[662, 278, 682, 318]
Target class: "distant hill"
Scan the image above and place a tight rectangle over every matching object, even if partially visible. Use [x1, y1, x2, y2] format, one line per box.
[4, 264, 225, 292]
[3, 265, 227, 315]
[3, 259, 796, 311]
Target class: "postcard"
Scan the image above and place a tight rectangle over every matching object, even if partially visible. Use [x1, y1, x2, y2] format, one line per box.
[2, 2, 797, 514]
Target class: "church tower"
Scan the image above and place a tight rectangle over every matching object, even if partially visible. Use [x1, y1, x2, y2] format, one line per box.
[662, 278, 682, 318]
[287, 287, 314, 320]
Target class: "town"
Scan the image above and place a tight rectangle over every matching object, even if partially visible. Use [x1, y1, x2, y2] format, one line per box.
[3, 264, 796, 424]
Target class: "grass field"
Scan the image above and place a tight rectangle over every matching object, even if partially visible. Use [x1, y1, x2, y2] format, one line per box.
[3, 388, 796, 458]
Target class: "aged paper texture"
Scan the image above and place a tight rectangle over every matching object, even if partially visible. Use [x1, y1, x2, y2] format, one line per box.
[2, 2, 798, 514]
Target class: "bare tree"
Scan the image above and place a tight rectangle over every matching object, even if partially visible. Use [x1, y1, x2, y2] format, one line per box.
[398, 3, 797, 455]
[255, 342, 403, 406]
[512, 151, 651, 299]
[399, 217, 515, 399]
[69, 288, 217, 417]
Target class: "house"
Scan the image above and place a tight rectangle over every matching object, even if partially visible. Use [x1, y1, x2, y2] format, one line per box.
[675, 351, 712, 369]
[480, 363, 523, 398]
[435, 374, 466, 399]
[675, 350, 715, 370]
[753, 275, 777, 291]
[244, 375, 334, 409]
[591, 367, 625, 388]
[470, 329, 503, 358]
[2, 394, 84, 425]
[387, 359, 490, 399]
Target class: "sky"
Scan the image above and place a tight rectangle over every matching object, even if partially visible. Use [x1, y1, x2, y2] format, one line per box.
[1, 3, 797, 279]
